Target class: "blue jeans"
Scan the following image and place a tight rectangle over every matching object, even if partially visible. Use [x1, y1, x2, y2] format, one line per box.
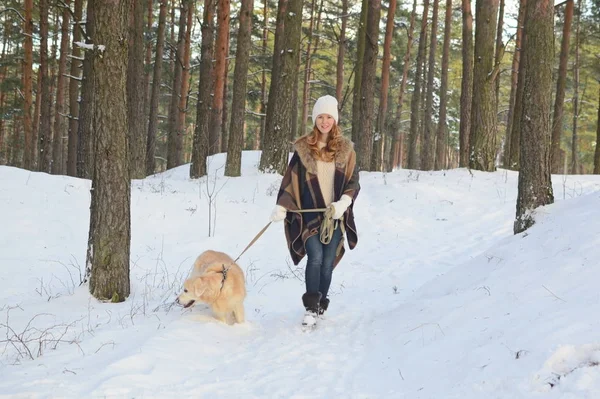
[304, 226, 343, 298]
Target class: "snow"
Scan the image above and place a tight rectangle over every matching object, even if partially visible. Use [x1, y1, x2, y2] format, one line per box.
[1, 151, 600, 398]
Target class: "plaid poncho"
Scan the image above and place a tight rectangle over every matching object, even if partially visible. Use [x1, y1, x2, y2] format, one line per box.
[276, 135, 360, 267]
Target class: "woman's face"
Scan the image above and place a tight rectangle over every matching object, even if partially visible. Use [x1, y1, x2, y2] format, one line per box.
[315, 114, 335, 136]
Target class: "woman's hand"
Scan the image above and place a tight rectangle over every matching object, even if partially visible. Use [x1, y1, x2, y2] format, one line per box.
[330, 195, 352, 220]
[270, 205, 287, 222]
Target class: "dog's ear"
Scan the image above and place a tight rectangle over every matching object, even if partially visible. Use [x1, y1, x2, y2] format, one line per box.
[192, 277, 207, 297]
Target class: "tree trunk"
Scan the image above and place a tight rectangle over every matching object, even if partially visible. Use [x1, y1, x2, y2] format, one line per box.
[503, 0, 525, 169]
[258, 0, 269, 150]
[594, 87, 600, 174]
[77, 0, 96, 178]
[190, 0, 216, 178]
[178, 1, 194, 158]
[0, 23, 8, 164]
[225, 0, 254, 176]
[514, 0, 554, 234]
[550, 0, 573, 174]
[52, 0, 71, 175]
[209, 0, 230, 155]
[356, 0, 381, 171]
[128, 0, 147, 178]
[22, 0, 34, 169]
[335, 0, 348, 110]
[408, 0, 430, 170]
[494, 0, 504, 107]
[571, 0, 581, 175]
[38, 0, 53, 173]
[300, 0, 317, 136]
[258, 0, 304, 174]
[508, 0, 527, 170]
[421, 0, 439, 171]
[87, 0, 131, 301]
[67, 0, 82, 176]
[469, 0, 499, 172]
[220, 30, 231, 153]
[435, 0, 452, 170]
[391, 0, 417, 169]
[351, 0, 368, 144]
[146, 0, 168, 175]
[144, 0, 154, 123]
[167, 0, 188, 168]
[459, 0, 473, 168]
[371, 0, 396, 172]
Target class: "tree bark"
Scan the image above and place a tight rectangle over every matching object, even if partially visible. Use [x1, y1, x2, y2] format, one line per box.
[391, 0, 417, 169]
[22, 0, 34, 169]
[258, 0, 269, 150]
[356, 0, 381, 171]
[300, 0, 317, 136]
[503, 0, 525, 169]
[469, 0, 499, 172]
[167, 0, 188, 168]
[435, 0, 452, 170]
[550, 0, 573, 174]
[225, 0, 254, 177]
[67, 0, 83, 176]
[459, 0, 473, 168]
[514, 0, 554, 234]
[408, 0, 431, 169]
[146, 0, 168, 175]
[52, 0, 71, 175]
[494, 0, 504, 107]
[351, 0, 368, 144]
[178, 1, 194, 160]
[421, 0, 439, 171]
[335, 0, 348, 110]
[190, 0, 216, 178]
[258, 0, 304, 174]
[571, 0, 581, 174]
[508, 0, 527, 170]
[209, 0, 230, 155]
[38, 0, 53, 173]
[371, 0, 396, 172]
[87, 0, 132, 301]
[77, 0, 96, 178]
[594, 87, 600, 174]
[128, 0, 147, 178]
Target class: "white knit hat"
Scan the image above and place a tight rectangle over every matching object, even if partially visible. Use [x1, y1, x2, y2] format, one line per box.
[311, 95, 339, 126]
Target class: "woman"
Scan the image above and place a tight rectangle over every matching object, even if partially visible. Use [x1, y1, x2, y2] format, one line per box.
[270, 95, 360, 329]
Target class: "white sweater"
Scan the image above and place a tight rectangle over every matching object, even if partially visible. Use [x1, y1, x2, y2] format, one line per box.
[317, 142, 335, 206]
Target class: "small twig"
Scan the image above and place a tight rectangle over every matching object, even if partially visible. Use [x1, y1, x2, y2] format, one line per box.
[542, 285, 566, 302]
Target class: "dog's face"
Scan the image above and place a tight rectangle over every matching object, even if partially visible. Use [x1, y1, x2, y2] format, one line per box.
[176, 277, 205, 309]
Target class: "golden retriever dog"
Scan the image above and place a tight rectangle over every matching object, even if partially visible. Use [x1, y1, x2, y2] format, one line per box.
[176, 250, 246, 324]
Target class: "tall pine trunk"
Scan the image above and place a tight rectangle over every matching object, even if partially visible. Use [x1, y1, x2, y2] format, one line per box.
[356, 0, 381, 170]
[435, 0, 452, 170]
[128, 0, 147, 178]
[39, 0, 53, 173]
[571, 0, 581, 174]
[258, 0, 269, 150]
[351, 0, 368, 144]
[87, 0, 132, 301]
[408, 0, 431, 169]
[469, 0, 499, 172]
[421, 0, 439, 170]
[259, 0, 304, 174]
[459, 0, 473, 167]
[225, 0, 254, 176]
[22, 0, 34, 169]
[190, 0, 216, 178]
[594, 87, 600, 174]
[52, 1, 70, 175]
[503, 0, 525, 169]
[300, 0, 317, 136]
[514, 0, 554, 234]
[391, 0, 417, 169]
[167, 0, 188, 168]
[209, 0, 230, 155]
[67, 0, 82, 176]
[335, 0, 348, 110]
[372, 0, 396, 172]
[508, 0, 527, 170]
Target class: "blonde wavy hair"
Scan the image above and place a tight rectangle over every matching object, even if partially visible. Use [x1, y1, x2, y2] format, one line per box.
[297, 123, 343, 162]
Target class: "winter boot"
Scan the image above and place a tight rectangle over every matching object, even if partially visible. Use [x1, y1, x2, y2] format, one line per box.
[301, 292, 321, 330]
[318, 297, 330, 316]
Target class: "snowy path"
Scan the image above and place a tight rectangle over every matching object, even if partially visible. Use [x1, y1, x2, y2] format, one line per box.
[2, 154, 600, 398]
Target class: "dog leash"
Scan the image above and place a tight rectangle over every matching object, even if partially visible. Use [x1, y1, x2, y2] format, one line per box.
[233, 207, 341, 263]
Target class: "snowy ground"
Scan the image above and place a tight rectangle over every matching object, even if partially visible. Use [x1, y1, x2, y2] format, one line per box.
[1, 151, 600, 398]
